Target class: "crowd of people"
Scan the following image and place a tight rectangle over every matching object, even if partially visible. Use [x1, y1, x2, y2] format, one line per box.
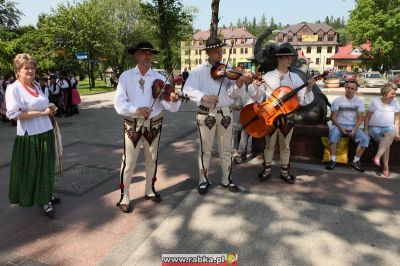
[3, 37, 400, 218]
[0, 70, 81, 126]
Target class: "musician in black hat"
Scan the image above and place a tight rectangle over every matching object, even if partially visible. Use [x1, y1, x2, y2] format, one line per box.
[114, 41, 181, 213]
[257, 44, 316, 184]
[183, 36, 257, 195]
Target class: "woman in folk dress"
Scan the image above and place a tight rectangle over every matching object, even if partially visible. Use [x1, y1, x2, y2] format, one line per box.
[6, 53, 60, 217]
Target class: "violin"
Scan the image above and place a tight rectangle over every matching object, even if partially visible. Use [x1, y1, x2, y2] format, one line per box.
[210, 63, 244, 80]
[240, 71, 328, 138]
[152, 79, 190, 102]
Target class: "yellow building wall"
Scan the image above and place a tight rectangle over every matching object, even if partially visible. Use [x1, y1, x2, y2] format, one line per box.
[180, 41, 254, 72]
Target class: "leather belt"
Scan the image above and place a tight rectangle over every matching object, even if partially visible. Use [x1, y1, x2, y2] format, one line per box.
[124, 113, 163, 127]
[198, 105, 231, 114]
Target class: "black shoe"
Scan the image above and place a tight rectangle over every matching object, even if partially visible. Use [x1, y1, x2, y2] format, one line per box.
[234, 155, 246, 164]
[326, 160, 336, 170]
[50, 196, 61, 204]
[280, 172, 296, 184]
[43, 202, 55, 218]
[198, 181, 211, 195]
[117, 202, 132, 213]
[258, 168, 271, 182]
[221, 181, 239, 193]
[350, 161, 365, 172]
[145, 193, 162, 203]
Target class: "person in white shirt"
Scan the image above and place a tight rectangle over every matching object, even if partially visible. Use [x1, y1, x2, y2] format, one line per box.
[6, 53, 60, 217]
[183, 36, 254, 195]
[114, 41, 181, 213]
[233, 77, 265, 164]
[326, 80, 370, 172]
[258, 45, 315, 184]
[365, 82, 400, 177]
[39, 77, 50, 98]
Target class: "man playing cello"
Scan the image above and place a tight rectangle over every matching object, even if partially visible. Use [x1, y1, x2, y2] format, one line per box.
[255, 44, 316, 184]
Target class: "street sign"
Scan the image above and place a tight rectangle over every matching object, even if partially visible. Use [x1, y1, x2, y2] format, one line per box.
[89, 59, 99, 64]
[76, 51, 88, 60]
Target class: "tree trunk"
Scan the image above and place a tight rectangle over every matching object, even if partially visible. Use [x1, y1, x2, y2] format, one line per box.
[210, 0, 220, 38]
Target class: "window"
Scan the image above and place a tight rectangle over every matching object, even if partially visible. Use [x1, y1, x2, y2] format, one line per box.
[233, 58, 236, 65]
[198, 58, 201, 64]
[240, 48, 244, 54]
[316, 58, 320, 65]
[306, 47, 311, 53]
[288, 36, 293, 42]
[298, 36, 302, 42]
[195, 59, 198, 64]
[245, 48, 248, 54]
[233, 48, 236, 54]
[327, 46, 332, 53]
[241, 38, 245, 44]
[195, 50, 198, 55]
[326, 58, 331, 65]
[184, 59, 190, 64]
[328, 35, 334, 41]
[317, 47, 321, 53]
[318, 35, 323, 41]
[184, 50, 190, 55]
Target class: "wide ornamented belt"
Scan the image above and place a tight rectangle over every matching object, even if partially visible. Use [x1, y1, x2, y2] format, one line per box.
[198, 105, 231, 115]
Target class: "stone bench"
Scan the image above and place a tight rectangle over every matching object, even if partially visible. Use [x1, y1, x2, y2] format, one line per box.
[251, 123, 400, 167]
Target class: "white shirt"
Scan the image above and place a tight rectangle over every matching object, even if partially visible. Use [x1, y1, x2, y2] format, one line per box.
[262, 69, 314, 106]
[331, 95, 365, 125]
[6, 80, 53, 136]
[182, 60, 242, 108]
[48, 82, 61, 95]
[114, 66, 181, 118]
[368, 97, 400, 127]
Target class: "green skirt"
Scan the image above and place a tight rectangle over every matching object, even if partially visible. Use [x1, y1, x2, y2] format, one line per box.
[9, 130, 56, 207]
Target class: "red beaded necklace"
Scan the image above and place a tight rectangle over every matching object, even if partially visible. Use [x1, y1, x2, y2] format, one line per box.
[19, 79, 39, 97]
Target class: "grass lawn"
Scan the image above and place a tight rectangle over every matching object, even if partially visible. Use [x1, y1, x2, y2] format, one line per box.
[78, 79, 115, 95]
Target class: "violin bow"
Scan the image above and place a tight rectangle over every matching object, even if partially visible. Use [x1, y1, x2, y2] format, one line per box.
[151, 59, 180, 108]
[215, 41, 234, 106]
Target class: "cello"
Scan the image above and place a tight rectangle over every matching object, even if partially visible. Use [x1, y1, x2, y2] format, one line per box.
[240, 71, 328, 138]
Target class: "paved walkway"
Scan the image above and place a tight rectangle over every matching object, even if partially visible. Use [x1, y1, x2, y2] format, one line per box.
[1, 91, 400, 266]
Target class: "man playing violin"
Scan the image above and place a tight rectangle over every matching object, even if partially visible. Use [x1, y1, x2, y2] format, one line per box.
[257, 45, 316, 184]
[183, 36, 259, 195]
[114, 41, 181, 213]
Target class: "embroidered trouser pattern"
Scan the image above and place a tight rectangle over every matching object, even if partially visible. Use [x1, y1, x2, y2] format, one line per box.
[118, 115, 163, 205]
[263, 128, 294, 165]
[196, 110, 233, 185]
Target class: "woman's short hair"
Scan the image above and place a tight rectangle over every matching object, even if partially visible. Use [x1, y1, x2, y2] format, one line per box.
[13, 53, 36, 74]
[381, 82, 398, 96]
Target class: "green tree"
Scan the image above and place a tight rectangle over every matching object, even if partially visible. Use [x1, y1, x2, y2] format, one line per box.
[38, 0, 115, 87]
[348, 0, 400, 70]
[140, 0, 194, 75]
[0, 0, 22, 29]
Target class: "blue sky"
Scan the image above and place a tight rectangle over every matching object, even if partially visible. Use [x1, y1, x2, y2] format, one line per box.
[16, 0, 356, 30]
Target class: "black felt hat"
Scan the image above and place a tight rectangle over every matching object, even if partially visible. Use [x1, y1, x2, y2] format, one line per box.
[275, 46, 295, 57]
[202, 36, 227, 50]
[127, 41, 159, 54]
[257, 42, 298, 73]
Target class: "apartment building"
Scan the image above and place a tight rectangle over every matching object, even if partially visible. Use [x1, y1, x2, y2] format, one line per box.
[274, 22, 339, 72]
[180, 27, 256, 72]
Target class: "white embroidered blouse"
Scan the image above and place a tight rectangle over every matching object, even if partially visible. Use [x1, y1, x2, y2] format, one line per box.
[6, 80, 53, 136]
